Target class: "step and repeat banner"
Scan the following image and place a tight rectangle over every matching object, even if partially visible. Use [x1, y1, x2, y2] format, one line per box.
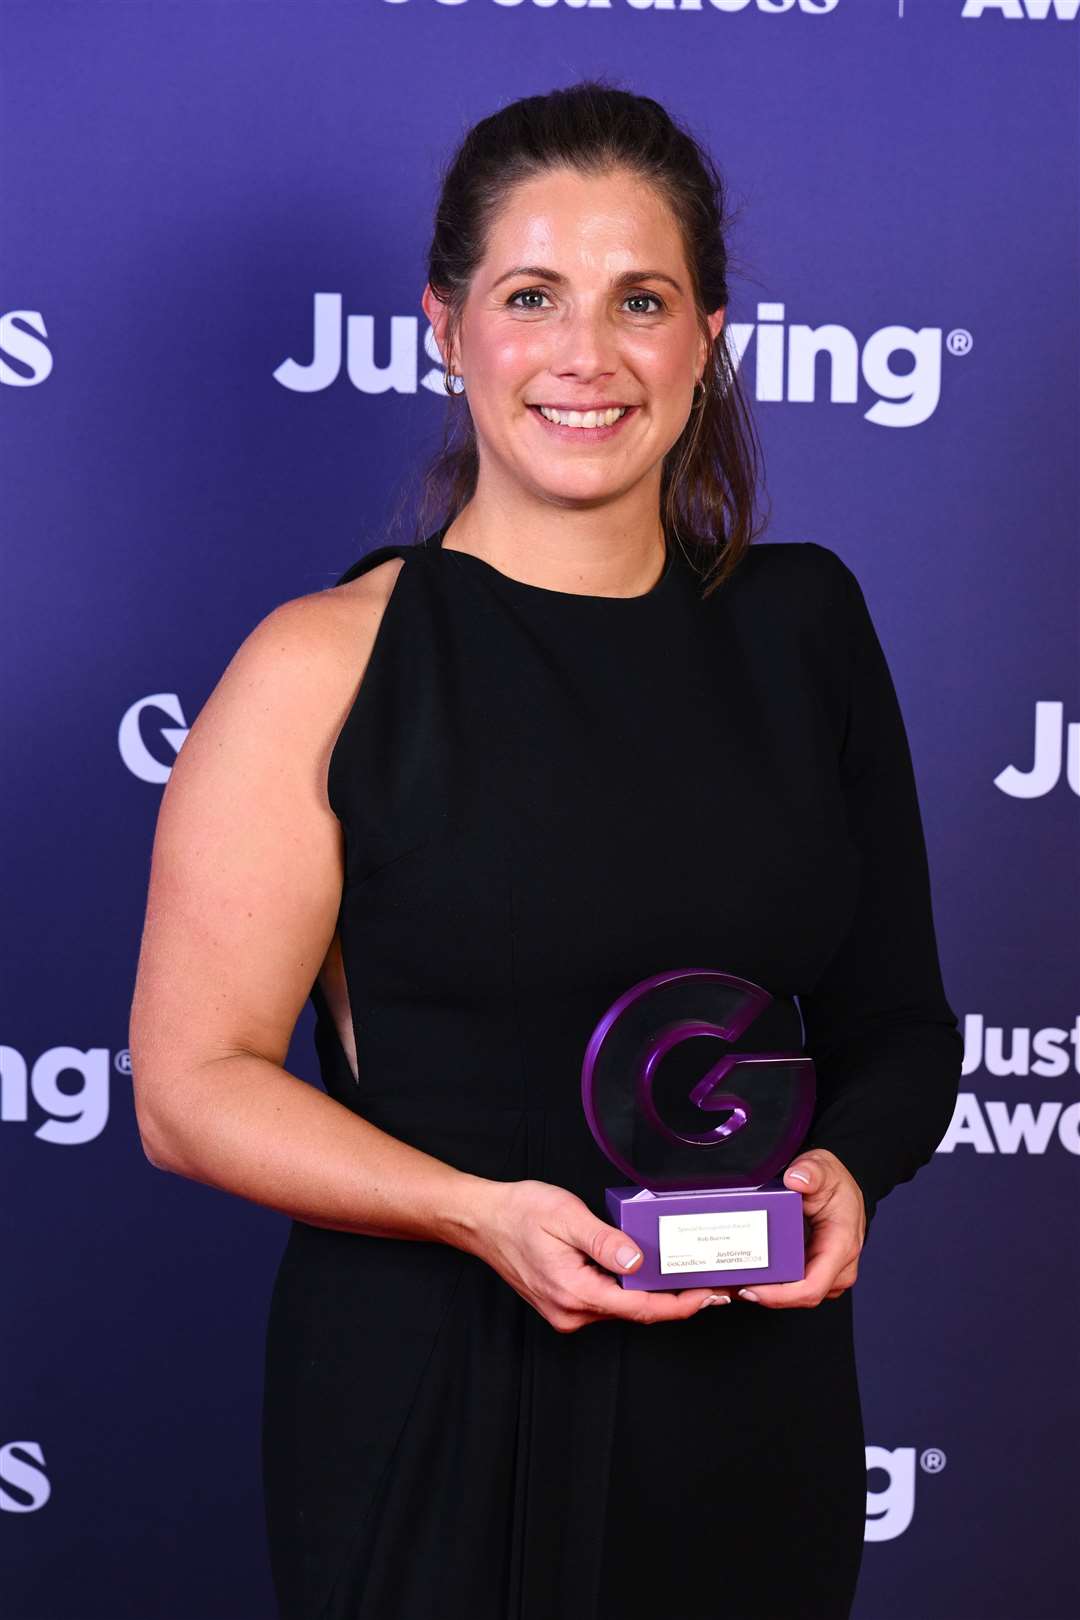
[2, 3, 1077, 1618]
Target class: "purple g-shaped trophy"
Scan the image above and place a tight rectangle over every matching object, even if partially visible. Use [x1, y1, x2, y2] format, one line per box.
[581, 967, 816, 1291]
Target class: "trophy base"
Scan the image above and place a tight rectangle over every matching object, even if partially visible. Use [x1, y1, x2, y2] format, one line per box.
[605, 1179, 806, 1291]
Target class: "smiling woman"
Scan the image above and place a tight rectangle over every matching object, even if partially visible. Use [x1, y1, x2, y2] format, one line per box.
[130, 77, 961, 1620]
[411, 89, 765, 599]
[419, 155, 726, 590]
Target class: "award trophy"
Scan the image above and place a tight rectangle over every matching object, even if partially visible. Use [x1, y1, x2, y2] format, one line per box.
[581, 967, 816, 1291]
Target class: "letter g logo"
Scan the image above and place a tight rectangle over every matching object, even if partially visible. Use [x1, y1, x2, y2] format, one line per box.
[581, 967, 815, 1192]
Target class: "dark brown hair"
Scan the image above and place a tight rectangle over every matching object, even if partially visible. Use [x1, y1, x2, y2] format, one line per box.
[396, 78, 769, 598]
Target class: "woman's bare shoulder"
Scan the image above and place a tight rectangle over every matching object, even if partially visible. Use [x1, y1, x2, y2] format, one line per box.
[222, 555, 406, 710]
[167, 556, 408, 806]
[257, 554, 407, 667]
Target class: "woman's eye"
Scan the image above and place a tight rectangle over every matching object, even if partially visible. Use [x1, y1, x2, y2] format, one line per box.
[506, 288, 664, 314]
[507, 288, 551, 310]
[624, 293, 664, 315]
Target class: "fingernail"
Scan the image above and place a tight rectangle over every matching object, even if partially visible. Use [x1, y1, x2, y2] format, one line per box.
[616, 1245, 642, 1268]
[700, 1293, 730, 1307]
[738, 1289, 761, 1303]
[787, 1171, 810, 1185]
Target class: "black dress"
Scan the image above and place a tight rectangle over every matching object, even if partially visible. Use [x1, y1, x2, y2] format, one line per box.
[261, 524, 963, 1620]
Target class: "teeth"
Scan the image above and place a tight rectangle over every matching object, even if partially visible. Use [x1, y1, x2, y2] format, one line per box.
[537, 405, 629, 428]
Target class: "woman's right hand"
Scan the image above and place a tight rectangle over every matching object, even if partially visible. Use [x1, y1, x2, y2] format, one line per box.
[468, 1177, 731, 1332]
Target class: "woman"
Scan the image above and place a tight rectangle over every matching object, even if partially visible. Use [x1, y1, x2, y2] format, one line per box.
[129, 82, 963, 1620]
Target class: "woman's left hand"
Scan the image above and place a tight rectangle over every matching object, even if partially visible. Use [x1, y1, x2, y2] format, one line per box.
[733, 1148, 867, 1309]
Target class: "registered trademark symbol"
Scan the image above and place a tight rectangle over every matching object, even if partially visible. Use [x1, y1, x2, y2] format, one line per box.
[946, 329, 972, 357]
[920, 1447, 947, 1474]
[114, 1049, 132, 1075]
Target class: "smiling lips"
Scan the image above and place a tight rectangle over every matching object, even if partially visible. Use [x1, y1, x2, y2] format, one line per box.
[530, 404, 635, 431]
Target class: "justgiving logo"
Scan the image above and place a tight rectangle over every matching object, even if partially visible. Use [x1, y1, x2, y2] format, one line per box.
[275, 294, 964, 427]
[119, 693, 190, 783]
[0, 1045, 115, 1146]
[994, 702, 1079, 799]
[865, 1446, 949, 1541]
[0, 1444, 50, 1514]
[0, 311, 53, 387]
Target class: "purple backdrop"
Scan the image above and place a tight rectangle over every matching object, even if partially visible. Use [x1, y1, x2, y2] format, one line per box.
[2, 3, 1078, 1617]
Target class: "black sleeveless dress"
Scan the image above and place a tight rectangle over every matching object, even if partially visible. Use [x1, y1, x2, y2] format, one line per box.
[261, 523, 963, 1620]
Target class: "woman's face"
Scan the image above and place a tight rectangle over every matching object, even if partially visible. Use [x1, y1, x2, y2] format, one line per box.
[423, 166, 725, 512]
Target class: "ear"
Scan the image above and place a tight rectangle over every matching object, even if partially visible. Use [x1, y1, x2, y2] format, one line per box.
[421, 283, 453, 371]
[700, 306, 726, 374]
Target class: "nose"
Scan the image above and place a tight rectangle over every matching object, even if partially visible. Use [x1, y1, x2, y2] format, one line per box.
[550, 301, 621, 387]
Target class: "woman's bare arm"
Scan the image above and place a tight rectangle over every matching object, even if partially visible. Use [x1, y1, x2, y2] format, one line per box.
[129, 558, 731, 1327]
[128, 559, 495, 1250]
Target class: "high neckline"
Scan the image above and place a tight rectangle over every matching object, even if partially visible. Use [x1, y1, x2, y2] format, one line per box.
[428, 522, 677, 604]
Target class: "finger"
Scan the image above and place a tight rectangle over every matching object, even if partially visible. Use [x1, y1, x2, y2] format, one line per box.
[782, 1153, 837, 1210]
[555, 1207, 649, 1280]
[782, 1157, 819, 1193]
[570, 1269, 729, 1321]
[785, 1150, 868, 1235]
[575, 1270, 721, 1314]
[733, 1234, 851, 1310]
[621, 1286, 733, 1323]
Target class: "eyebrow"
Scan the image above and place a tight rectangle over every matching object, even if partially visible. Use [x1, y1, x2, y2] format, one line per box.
[490, 264, 684, 295]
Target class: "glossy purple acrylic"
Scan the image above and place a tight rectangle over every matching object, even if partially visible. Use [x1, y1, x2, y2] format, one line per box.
[581, 967, 816, 1290]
